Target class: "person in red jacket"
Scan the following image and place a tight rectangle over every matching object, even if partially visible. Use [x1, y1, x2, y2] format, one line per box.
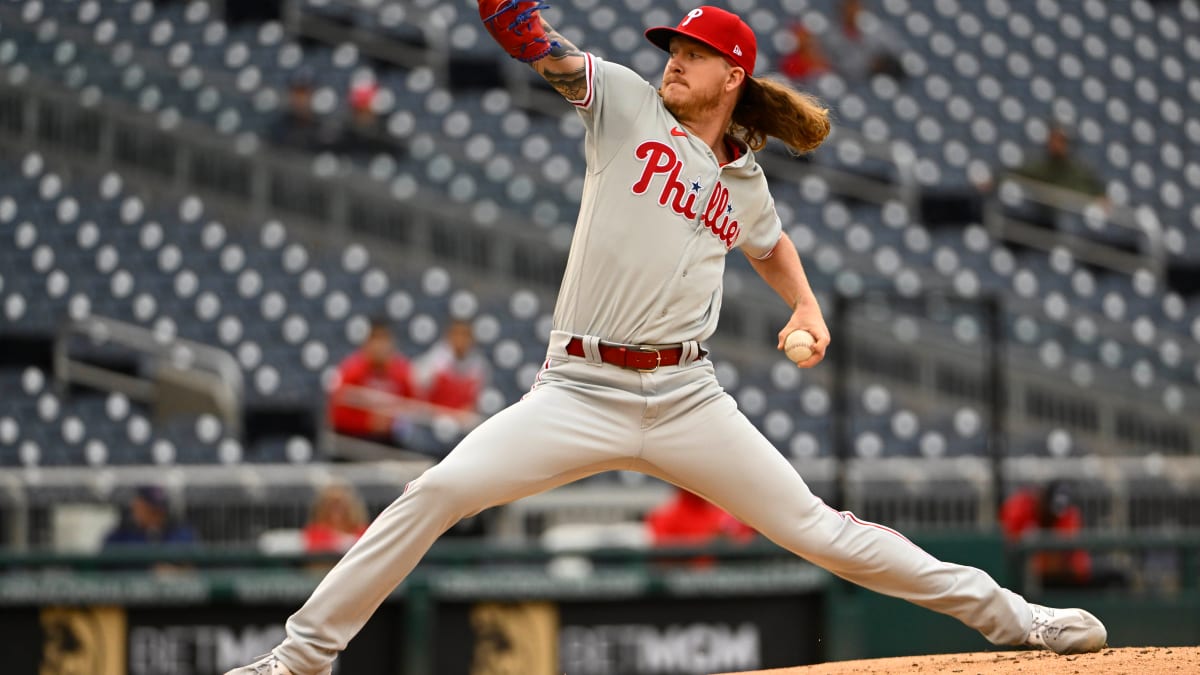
[1000, 480, 1092, 587]
[328, 319, 417, 445]
[646, 486, 756, 546]
[303, 482, 369, 554]
[413, 319, 491, 413]
[779, 25, 829, 83]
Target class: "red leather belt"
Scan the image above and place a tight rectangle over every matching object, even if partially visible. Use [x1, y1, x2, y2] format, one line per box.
[565, 337, 684, 372]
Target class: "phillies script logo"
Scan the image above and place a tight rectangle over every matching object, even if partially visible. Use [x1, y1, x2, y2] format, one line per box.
[631, 140, 740, 250]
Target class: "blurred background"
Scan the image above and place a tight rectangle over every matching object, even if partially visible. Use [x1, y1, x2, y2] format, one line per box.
[1, 0, 1199, 673]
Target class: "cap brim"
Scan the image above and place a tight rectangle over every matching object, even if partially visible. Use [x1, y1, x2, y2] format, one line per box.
[644, 26, 681, 53]
[643, 26, 747, 72]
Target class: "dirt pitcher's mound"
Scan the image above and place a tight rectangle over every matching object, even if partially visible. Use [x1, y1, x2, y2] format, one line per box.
[717, 646, 1200, 675]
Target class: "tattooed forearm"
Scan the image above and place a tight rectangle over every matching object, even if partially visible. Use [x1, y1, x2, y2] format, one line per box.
[535, 19, 588, 100]
[540, 20, 584, 60]
[541, 68, 588, 100]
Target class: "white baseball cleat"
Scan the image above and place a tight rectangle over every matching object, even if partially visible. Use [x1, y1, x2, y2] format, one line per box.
[223, 653, 295, 675]
[1023, 603, 1108, 655]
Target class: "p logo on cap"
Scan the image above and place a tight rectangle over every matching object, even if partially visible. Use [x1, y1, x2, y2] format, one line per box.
[644, 5, 758, 76]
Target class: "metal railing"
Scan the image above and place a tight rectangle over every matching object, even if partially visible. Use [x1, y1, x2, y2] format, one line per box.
[54, 315, 245, 432]
[282, 0, 446, 74]
[3, 454, 1200, 554]
[0, 461, 430, 551]
[984, 173, 1165, 278]
[0, 69, 570, 287]
[1011, 531, 1200, 596]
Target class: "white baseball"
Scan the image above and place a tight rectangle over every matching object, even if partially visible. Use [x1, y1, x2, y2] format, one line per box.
[784, 329, 816, 364]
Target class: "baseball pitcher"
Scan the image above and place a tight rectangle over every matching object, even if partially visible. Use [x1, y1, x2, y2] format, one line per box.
[230, 4, 1106, 673]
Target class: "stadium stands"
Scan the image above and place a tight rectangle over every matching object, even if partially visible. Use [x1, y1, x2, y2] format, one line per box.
[1, 0, 1199, 537]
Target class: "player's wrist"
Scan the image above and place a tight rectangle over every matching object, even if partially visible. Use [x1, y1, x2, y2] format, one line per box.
[790, 293, 818, 312]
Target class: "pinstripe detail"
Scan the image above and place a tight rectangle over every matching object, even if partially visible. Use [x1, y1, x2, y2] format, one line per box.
[571, 53, 596, 108]
[521, 358, 553, 400]
[823, 503, 920, 549]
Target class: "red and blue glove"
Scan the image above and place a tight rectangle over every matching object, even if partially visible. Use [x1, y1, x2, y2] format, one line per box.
[479, 0, 559, 63]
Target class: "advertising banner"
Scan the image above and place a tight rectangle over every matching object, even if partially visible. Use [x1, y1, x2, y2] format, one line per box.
[435, 594, 824, 675]
[0, 604, 403, 675]
[125, 605, 404, 675]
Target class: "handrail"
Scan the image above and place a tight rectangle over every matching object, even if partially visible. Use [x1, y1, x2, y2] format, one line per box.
[322, 384, 483, 460]
[986, 173, 1165, 278]
[63, 315, 245, 400]
[0, 538, 808, 569]
[1013, 531, 1200, 551]
[334, 383, 482, 428]
[0, 460, 429, 491]
[0, 472, 29, 552]
[0, 70, 569, 283]
[25, 529, 1200, 571]
[283, 0, 447, 74]
[54, 314, 244, 432]
[1010, 530, 1200, 594]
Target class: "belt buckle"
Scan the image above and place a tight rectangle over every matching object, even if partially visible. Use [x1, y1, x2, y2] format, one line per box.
[630, 346, 661, 373]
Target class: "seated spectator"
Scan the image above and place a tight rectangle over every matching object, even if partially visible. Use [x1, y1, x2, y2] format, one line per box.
[1013, 127, 1105, 196]
[303, 483, 369, 554]
[328, 318, 417, 446]
[103, 485, 198, 549]
[939, 124, 1109, 231]
[271, 68, 342, 152]
[823, 0, 908, 81]
[1000, 480, 1092, 587]
[779, 25, 830, 82]
[645, 487, 755, 547]
[1002, 481, 1130, 589]
[414, 318, 491, 414]
[334, 80, 387, 156]
[388, 319, 491, 459]
[1008, 125, 1108, 229]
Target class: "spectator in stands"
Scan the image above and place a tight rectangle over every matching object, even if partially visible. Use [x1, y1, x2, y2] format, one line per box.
[822, 0, 908, 81]
[303, 482, 369, 554]
[1014, 127, 1104, 196]
[1000, 480, 1093, 588]
[955, 125, 1109, 232]
[1011, 125, 1107, 228]
[335, 80, 387, 156]
[328, 318, 417, 446]
[778, 24, 830, 83]
[645, 487, 756, 546]
[969, 125, 1108, 232]
[271, 68, 341, 152]
[414, 319, 491, 413]
[103, 485, 198, 549]
[388, 318, 491, 458]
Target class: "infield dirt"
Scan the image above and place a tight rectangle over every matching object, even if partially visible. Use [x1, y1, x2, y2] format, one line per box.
[717, 646, 1200, 674]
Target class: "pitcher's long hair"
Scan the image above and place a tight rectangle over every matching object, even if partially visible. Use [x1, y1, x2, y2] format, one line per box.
[730, 76, 831, 154]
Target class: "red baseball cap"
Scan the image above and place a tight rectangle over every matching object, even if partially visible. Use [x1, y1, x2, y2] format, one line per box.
[645, 6, 757, 76]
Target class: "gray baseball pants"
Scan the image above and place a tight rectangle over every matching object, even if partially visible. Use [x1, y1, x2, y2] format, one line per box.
[275, 331, 1031, 674]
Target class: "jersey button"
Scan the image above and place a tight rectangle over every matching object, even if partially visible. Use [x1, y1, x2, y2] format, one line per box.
[682, 271, 688, 277]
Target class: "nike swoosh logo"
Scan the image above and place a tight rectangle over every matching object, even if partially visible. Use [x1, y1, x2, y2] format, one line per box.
[670, 126, 688, 137]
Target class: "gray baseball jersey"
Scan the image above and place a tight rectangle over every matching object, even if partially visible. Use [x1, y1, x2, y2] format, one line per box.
[553, 55, 782, 345]
[264, 52, 1038, 675]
